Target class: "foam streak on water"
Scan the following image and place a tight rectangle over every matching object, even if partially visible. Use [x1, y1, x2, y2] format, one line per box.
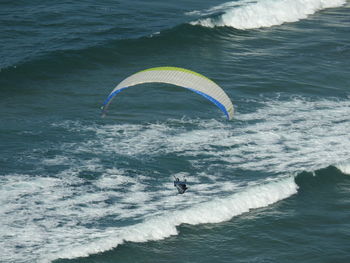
[191, 0, 346, 29]
[78, 97, 350, 174]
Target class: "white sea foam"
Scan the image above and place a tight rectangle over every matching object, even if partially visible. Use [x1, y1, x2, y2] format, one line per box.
[2, 96, 349, 262]
[0, 172, 152, 263]
[0, 172, 296, 263]
[185, 0, 256, 16]
[68, 97, 350, 175]
[335, 162, 350, 175]
[190, 0, 346, 29]
[42, 156, 70, 165]
[45, 176, 297, 262]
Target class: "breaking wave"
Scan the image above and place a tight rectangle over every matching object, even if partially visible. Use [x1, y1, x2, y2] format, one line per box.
[190, 0, 346, 29]
[336, 162, 350, 175]
[45, 176, 298, 262]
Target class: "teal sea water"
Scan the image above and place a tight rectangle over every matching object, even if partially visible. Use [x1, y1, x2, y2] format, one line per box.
[1, 0, 350, 262]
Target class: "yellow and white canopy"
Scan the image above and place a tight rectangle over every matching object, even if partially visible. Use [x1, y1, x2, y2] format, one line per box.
[102, 67, 234, 120]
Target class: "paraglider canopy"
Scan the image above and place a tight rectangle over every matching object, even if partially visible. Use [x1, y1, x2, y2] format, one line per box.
[102, 66, 234, 120]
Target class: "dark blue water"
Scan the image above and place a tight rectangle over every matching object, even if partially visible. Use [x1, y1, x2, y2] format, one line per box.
[1, 1, 349, 262]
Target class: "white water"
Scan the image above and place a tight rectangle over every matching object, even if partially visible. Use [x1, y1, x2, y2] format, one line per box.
[47, 176, 297, 262]
[0, 174, 297, 263]
[190, 0, 346, 29]
[75, 97, 350, 175]
[336, 162, 350, 175]
[1, 96, 349, 262]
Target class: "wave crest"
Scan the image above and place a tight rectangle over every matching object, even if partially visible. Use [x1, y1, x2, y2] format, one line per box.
[47, 176, 298, 262]
[191, 0, 346, 29]
[336, 162, 350, 175]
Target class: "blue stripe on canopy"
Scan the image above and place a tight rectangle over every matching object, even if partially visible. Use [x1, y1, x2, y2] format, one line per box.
[187, 88, 229, 119]
[103, 87, 127, 106]
[102, 86, 229, 119]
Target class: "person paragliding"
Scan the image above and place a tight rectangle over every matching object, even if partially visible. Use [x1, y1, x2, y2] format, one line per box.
[173, 176, 188, 194]
[101, 67, 234, 195]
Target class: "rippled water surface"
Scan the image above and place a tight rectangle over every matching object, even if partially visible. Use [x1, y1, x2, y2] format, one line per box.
[1, 0, 349, 262]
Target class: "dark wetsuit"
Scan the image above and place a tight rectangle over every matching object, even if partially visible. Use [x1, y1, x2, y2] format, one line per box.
[174, 178, 188, 194]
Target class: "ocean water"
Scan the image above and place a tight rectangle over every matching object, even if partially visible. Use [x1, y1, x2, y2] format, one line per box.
[0, 0, 349, 262]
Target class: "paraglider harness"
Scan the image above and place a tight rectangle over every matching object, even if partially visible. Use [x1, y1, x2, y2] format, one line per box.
[174, 176, 188, 194]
